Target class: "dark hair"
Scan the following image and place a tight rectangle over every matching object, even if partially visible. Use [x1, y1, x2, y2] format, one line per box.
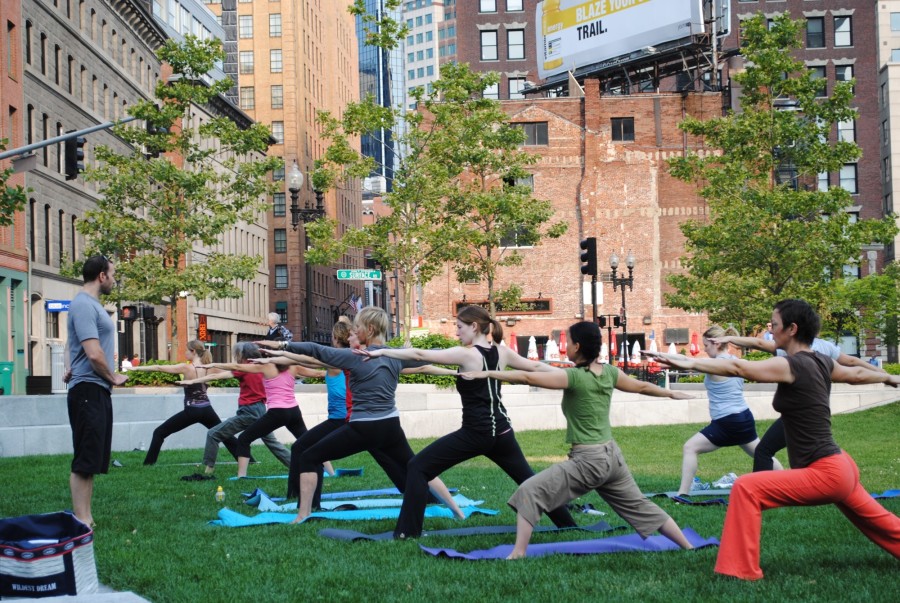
[233, 342, 260, 363]
[773, 299, 819, 345]
[457, 305, 503, 343]
[82, 255, 110, 282]
[568, 321, 601, 367]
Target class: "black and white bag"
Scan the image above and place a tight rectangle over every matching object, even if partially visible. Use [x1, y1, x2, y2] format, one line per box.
[0, 511, 98, 598]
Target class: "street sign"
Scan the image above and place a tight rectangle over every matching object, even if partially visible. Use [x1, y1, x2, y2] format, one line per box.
[337, 269, 382, 280]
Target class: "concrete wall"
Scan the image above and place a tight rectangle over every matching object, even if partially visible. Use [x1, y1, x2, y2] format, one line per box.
[1, 383, 897, 458]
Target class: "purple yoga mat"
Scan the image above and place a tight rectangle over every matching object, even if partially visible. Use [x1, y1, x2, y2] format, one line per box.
[419, 527, 718, 560]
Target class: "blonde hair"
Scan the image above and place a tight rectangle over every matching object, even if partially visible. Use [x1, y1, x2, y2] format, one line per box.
[354, 306, 388, 340]
[187, 340, 212, 364]
[702, 325, 739, 353]
[332, 320, 352, 348]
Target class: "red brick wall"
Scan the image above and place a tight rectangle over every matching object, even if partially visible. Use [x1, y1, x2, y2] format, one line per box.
[420, 84, 717, 347]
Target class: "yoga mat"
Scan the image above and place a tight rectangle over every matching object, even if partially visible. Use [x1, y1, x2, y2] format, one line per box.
[255, 491, 482, 513]
[419, 527, 718, 560]
[227, 468, 363, 482]
[210, 504, 499, 528]
[644, 489, 733, 499]
[671, 495, 728, 506]
[319, 520, 627, 542]
[871, 489, 900, 499]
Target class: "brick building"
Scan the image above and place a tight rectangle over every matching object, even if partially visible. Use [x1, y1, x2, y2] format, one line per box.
[421, 81, 718, 355]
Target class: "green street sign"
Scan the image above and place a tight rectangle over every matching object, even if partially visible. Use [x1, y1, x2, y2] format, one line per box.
[337, 269, 383, 280]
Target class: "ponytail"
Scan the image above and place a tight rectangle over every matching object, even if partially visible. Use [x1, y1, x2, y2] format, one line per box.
[568, 321, 601, 367]
[457, 305, 503, 343]
[187, 339, 212, 364]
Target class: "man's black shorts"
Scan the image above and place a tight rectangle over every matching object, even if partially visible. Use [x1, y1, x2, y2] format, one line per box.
[68, 382, 113, 475]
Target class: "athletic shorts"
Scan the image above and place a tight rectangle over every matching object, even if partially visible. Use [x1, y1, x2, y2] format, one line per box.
[68, 382, 113, 475]
[700, 408, 757, 448]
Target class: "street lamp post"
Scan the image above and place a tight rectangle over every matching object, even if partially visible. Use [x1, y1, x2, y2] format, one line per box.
[609, 250, 635, 367]
[287, 160, 325, 342]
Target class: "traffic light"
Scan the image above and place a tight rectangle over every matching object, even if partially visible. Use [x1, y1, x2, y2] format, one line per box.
[579, 237, 597, 276]
[64, 135, 86, 180]
[145, 117, 169, 158]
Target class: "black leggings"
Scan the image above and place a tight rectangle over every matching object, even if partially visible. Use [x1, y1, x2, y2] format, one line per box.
[286, 418, 345, 504]
[753, 418, 786, 472]
[236, 407, 306, 458]
[144, 405, 230, 465]
[394, 427, 577, 538]
[298, 417, 425, 496]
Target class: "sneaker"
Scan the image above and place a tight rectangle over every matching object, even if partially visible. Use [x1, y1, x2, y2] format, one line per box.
[690, 477, 711, 491]
[712, 472, 739, 489]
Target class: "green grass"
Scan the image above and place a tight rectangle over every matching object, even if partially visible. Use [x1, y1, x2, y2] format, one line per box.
[2, 404, 898, 602]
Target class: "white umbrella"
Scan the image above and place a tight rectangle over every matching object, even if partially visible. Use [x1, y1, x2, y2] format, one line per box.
[631, 340, 641, 365]
[649, 337, 658, 354]
[527, 336, 539, 360]
[667, 342, 677, 355]
[600, 342, 609, 364]
[544, 338, 560, 361]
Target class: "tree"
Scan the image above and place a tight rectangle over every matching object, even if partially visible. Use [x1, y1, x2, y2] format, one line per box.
[667, 14, 898, 338]
[0, 140, 28, 227]
[75, 36, 282, 358]
[307, 2, 566, 339]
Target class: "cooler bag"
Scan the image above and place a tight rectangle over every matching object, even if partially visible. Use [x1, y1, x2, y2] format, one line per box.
[0, 511, 97, 598]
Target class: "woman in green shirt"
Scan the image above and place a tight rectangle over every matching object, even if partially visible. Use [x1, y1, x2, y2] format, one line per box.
[466, 321, 695, 559]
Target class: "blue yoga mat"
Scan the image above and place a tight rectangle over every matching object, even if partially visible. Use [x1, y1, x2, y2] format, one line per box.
[255, 491, 482, 513]
[210, 504, 499, 527]
[419, 527, 719, 559]
[644, 489, 732, 499]
[319, 520, 627, 542]
[871, 489, 900, 499]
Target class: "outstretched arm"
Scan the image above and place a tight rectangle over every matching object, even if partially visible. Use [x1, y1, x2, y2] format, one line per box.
[177, 370, 236, 385]
[831, 363, 900, 387]
[355, 345, 470, 366]
[837, 352, 888, 374]
[708, 336, 777, 354]
[255, 352, 330, 369]
[200, 361, 266, 374]
[613, 371, 693, 399]
[401, 365, 458, 376]
[128, 363, 191, 375]
[644, 351, 793, 384]
[463, 368, 569, 390]
[499, 346, 557, 372]
[291, 365, 327, 379]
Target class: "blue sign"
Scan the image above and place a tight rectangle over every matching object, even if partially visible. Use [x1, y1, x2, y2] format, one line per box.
[46, 300, 71, 313]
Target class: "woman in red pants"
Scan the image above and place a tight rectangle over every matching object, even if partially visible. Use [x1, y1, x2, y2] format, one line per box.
[647, 298, 900, 580]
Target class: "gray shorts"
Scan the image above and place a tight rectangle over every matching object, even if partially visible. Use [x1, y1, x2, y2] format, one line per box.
[508, 439, 670, 538]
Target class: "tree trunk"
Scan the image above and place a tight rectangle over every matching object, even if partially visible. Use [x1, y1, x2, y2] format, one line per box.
[402, 275, 414, 346]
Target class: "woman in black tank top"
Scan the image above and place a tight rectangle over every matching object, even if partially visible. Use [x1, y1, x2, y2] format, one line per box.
[358, 305, 578, 538]
[647, 299, 900, 581]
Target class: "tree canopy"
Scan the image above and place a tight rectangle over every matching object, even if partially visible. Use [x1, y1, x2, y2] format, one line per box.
[667, 14, 898, 341]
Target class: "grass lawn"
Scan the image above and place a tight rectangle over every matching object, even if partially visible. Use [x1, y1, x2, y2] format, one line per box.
[1, 404, 898, 603]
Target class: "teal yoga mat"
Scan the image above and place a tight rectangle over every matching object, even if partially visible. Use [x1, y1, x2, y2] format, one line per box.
[210, 504, 498, 527]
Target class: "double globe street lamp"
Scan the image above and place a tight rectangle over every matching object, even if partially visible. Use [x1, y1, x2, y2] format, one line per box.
[609, 250, 635, 367]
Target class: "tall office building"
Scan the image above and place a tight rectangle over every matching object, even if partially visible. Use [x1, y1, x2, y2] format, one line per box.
[401, 0, 443, 110]
[204, 0, 364, 343]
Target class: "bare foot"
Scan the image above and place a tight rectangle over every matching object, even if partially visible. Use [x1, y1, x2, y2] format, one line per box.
[505, 550, 526, 560]
[204, 466, 214, 474]
[290, 514, 308, 525]
[454, 509, 466, 519]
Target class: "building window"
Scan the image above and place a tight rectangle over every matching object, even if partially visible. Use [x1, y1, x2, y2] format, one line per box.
[507, 29, 524, 60]
[806, 17, 824, 48]
[274, 228, 287, 253]
[883, 120, 890, 146]
[416, 16, 422, 26]
[611, 117, 635, 142]
[817, 171, 829, 192]
[269, 14, 281, 37]
[47, 311, 60, 339]
[417, 67, 424, 78]
[834, 16, 851, 47]
[271, 121, 284, 143]
[837, 119, 855, 143]
[239, 51, 254, 74]
[892, 12, 900, 31]
[518, 122, 548, 146]
[426, 65, 434, 76]
[273, 165, 284, 181]
[239, 86, 255, 109]
[275, 265, 288, 289]
[483, 82, 499, 99]
[892, 49, 900, 63]
[270, 49, 282, 73]
[271, 85, 283, 109]
[839, 164, 857, 194]
[239, 15, 253, 38]
[500, 225, 533, 248]
[810, 66, 826, 97]
[407, 51, 414, 62]
[479, 0, 496, 12]
[884, 157, 891, 183]
[275, 301, 287, 324]
[507, 0, 523, 11]
[417, 50, 424, 60]
[273, 192, 285, 216]
[481, 31, 498, 61]
[509, 77, 525, 99]
[408, 69, 415, 80]
[835, 64, 853, 93]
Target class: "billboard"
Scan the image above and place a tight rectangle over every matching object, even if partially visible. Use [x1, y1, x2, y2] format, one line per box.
[536, 0, 705, 79]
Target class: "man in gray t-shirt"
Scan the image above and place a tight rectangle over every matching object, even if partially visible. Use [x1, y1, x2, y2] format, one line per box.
[64, 255, 127, 527]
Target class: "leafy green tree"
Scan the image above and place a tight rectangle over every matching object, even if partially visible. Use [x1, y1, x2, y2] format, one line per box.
[75, 36, 282, 358]
[308, 2, 566, 339]
[667, 14, 898, 338]
[0, 140, 28, 227]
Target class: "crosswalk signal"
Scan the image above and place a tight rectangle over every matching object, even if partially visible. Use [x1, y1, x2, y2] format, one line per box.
[580, 237, 597, 276]
[64, 135, 86, 180]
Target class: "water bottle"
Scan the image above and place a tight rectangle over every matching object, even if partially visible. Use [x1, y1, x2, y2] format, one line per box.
[215, 486, 225, 503]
